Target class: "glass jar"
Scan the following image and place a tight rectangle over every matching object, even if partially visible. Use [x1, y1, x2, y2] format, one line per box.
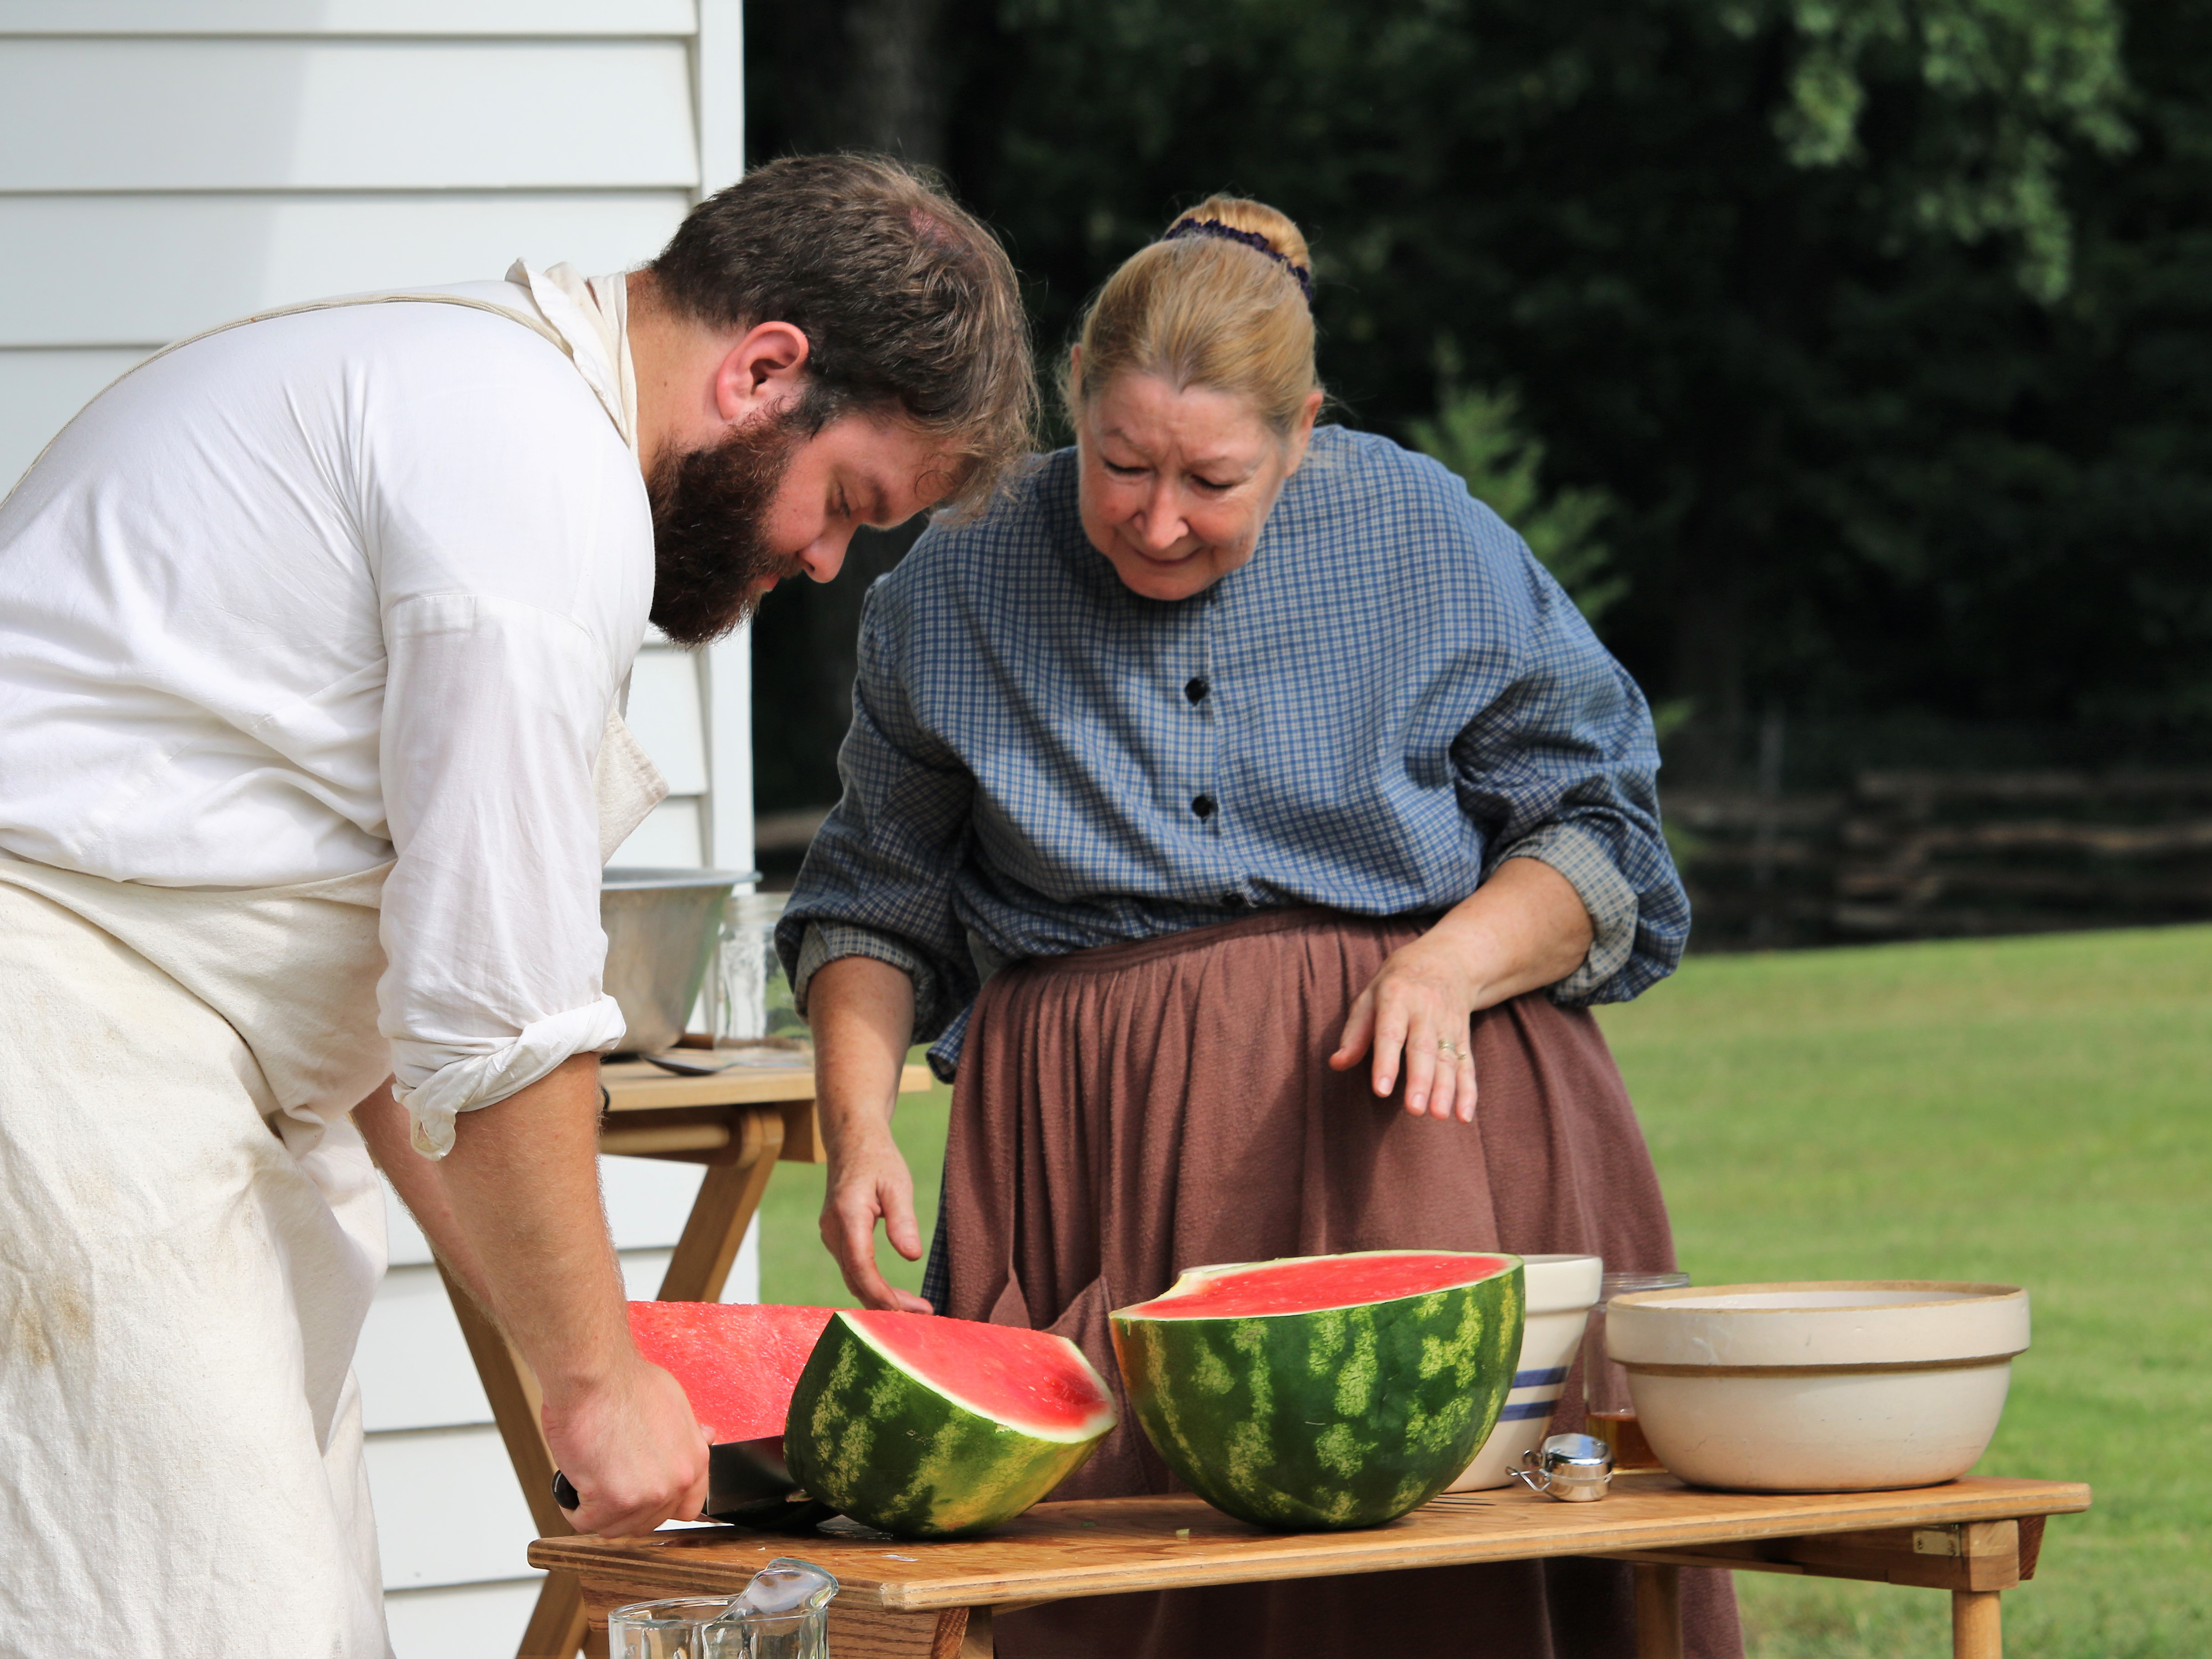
[1582, 1270, 1690, 1472]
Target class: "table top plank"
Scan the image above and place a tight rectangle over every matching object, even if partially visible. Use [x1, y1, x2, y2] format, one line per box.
[600, 1060, 932, 1112]
[528, 1476, 2091, 1612]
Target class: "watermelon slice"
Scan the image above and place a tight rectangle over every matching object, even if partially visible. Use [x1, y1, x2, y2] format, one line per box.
[784, 1309, 1118, 1539]
[628, 1302, 839, 1443]
[1111, 1250, 1525, 1530]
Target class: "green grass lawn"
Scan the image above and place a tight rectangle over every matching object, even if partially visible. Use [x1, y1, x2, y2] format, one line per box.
[759, 924, 2212, 1657]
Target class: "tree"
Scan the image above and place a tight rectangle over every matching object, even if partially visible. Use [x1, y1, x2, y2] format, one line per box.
[748, 0, 2207, 807]
[1408, 381, 1626, 623]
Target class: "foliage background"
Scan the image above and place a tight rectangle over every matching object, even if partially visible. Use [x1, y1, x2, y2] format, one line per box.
[744, 0, 2211, 809]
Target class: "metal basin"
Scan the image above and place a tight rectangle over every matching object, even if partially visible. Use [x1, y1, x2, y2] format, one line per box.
[601, 868, 751, 1055]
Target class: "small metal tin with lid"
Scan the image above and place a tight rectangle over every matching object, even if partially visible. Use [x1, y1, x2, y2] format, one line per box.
[1511, 1432, 1613, 1502]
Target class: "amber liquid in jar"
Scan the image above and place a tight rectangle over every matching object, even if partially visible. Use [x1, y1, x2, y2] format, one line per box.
[1588, 1409, 1661, 1472]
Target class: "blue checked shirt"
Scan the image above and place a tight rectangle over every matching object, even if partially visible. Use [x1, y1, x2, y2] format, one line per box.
[776, 427, 1689, 1077]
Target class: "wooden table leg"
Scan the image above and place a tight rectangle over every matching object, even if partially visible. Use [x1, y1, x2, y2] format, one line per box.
[658, 1108, 784, 1301]
[438, 1105, 787, 1659]
[959, 1605, 994, 1659]
[1633, 1562, 1684, 1659]
[518, 1571, 591, 1659]
[442, 1263, 589, 1659]
[1953, 1589, 2003, 1658]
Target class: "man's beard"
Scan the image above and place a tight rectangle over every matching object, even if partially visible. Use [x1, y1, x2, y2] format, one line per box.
[645, 411, 807, 647]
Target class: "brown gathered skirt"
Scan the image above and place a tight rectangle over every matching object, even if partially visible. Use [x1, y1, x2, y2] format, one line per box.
[939, 907, 1743, 1659]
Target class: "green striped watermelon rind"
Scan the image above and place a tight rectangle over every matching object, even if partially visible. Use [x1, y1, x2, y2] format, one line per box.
[784, 1312, 1117, 1540]
[1110, 1250, 1526, 1531]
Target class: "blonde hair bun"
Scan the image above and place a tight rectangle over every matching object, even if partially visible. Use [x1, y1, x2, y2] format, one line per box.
[1064, 193, 1320, 437]
[1166, 196, 1312, 275]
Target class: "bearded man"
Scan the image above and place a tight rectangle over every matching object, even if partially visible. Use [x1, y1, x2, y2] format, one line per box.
[0, 154, 1030, 1655]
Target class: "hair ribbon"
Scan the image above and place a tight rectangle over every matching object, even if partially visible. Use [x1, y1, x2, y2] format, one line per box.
[1163, 218, 1315, 307]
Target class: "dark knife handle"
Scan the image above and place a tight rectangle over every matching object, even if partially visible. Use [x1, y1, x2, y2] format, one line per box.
[552, 1470, 582, 1513]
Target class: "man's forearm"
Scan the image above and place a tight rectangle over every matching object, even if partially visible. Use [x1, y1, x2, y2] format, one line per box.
[365, 1052, 708, 1532]
[360, 1058, 633, 1390]
[355, 1081, 496, 1310]
[432, 1053, 630, 1398]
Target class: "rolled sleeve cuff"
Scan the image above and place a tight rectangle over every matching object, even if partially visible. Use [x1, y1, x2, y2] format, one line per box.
[390, 994, 629, 1158]
[792, 920, 943, 1035]
[1498, 823, 1639, 1004]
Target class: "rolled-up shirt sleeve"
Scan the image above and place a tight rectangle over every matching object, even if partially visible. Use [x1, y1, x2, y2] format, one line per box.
[776, 584, 978, 1041]
[1451, 541, 1689, 1005]
[378, 593, 629, 1155]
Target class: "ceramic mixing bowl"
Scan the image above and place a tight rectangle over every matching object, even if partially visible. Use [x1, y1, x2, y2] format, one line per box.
[1607, 1281, 2029, 1493]
[1448, 1254, 1606, 1492]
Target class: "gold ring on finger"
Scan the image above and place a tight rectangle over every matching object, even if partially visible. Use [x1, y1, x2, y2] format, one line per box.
[1438, 1038, 1458, 1058]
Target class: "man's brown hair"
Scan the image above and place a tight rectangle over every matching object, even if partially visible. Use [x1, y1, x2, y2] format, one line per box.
[649, 154, 1034, 518]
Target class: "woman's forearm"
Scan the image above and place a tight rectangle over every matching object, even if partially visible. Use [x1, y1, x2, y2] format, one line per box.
[810, 954, 919, 1154]
[1427, 854, 1595, 1007]
[1330, 854, 1596, 1121]
[808, 955, 932, 1310]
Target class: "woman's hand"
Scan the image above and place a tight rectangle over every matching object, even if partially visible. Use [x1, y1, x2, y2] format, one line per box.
[808, 954, 931, 1312]
[1329, 930, 1484, 1121]
[1329, 857, 1596, 1121]
[820, 1129, 934, 1312]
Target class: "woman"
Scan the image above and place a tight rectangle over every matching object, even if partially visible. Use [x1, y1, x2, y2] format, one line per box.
[778, 197, 1740, 1659]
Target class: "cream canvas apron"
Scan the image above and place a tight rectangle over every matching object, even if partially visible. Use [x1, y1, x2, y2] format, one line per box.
[0, 277, 664, 1659]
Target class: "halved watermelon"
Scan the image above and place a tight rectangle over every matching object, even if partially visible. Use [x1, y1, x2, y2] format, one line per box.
[784, 1310, 1117, 1539]
[628, 1302, 838, 1443]
[1111, 1250, 1524, 1530]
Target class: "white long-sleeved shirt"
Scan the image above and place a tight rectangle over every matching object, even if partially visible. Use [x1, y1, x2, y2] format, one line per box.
[0, 283, 654, 1136]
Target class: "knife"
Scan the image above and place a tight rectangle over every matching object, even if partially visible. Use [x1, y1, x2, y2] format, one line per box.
[553, 1436, 835, 1531]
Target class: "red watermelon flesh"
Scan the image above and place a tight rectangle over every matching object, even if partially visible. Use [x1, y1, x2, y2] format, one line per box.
[628, 1302, 838, 1443]
[1124, 1250, 1516, 1319]
[841, 1309, 1117, 1438]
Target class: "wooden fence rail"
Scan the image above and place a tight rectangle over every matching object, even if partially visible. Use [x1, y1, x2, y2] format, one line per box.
[1665, 770, 2212, 948]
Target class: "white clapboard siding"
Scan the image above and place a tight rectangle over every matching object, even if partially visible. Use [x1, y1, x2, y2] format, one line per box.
[628, 649, 712, 797]
[369, 1428, 546, 1591]
[0, 194, 692, 347]
[0, 1, 697, 33]
[616, 643, 717, 869]
[383, 1582, 549, 1659]
[0, 40, 699, 193]
[0, 6, 749, 1645]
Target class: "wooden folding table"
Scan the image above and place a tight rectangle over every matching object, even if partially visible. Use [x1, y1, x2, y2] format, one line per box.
[440, 1053, 933, 1659]
[530, 1473, 2090, 1659]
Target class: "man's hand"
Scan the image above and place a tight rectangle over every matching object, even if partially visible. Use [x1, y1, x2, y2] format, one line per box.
[820, 1129, 931, 1312]
[1330, 856, 1595, 1121]
[542, 1354, 711, 1536]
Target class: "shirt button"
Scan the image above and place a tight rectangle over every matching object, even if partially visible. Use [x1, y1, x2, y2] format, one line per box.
[1191, 794, 1216, 819]
[1185, 677, 1209, 703]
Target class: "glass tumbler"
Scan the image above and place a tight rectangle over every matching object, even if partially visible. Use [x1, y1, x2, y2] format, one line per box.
[1582, 1270, 1689, 1472]
[607, 1597, 749, 1659]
